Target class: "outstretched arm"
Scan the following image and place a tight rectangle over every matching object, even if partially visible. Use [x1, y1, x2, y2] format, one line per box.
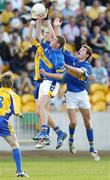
[40, 69, 63, 79]
[53, 18, 62, 36]
[64, 63, 84, 77]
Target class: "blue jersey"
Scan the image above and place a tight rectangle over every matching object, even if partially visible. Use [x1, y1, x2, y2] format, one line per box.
[64, 50, 92, 92]
[32, 38, 65, 82]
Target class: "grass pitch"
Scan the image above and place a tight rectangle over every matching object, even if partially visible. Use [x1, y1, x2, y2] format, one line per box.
[0, 151, 110, 180]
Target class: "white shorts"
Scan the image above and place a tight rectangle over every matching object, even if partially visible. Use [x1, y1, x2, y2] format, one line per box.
[66, 90, 91, 109]
[38, 80, 59, 99]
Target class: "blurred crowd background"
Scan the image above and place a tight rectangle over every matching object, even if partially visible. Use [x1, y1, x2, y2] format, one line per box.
[0, 0, 110, 112]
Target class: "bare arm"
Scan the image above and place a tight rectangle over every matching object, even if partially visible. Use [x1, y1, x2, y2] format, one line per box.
[36, 18, 43, 41]
[53, 18, 62, 36]
[28, 21, 35, 42]
[47, 19, 56, 40]
[40, 69, 63, 79]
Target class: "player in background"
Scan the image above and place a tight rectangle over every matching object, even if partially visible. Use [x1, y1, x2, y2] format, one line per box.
[28, 13, 67, 149]
[0, 72, 29, 177]
[40, 44, 100, 161]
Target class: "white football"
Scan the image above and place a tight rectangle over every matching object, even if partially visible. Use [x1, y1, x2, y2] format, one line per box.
[31, 3, 46, 18]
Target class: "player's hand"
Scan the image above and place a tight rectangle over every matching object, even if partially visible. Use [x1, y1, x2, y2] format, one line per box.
[64, 63, 69, 69]
[40, 68, 47, 75]
[54, 18, 62, 27]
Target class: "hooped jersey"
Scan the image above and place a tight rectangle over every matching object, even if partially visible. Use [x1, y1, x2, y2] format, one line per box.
[31, 38, 65, 82]
[0, 87, 22, 120]
[63, 50, 92, 92]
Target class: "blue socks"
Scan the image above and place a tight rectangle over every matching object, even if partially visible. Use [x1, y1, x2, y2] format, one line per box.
[86, 128, 94, 152]
[41, 125, 48, 135]
[12, 148, 22, 173]
[47, 126, 50, 135]
[54, 126, 63, 136]
[69, 125, 75, 143]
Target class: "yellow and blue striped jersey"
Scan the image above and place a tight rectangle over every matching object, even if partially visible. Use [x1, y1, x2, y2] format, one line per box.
[31, 38, 65, 81]
[63, 50, 92, 92]
[0, 87, 22, 120]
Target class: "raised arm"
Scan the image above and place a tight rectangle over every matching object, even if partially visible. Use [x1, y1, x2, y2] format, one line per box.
[28, 21, 35, 42]
[53, 18, 62, 36]
[36, 18, 43, 41]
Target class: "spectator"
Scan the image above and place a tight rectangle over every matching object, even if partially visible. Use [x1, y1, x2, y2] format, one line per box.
[0, 27, 11, 64]
[9, 48, 26, 73]
[62, 0, 75, 19]
[89, 25, 105, 54]
[104, 9, 110, 28]
[87, 0, 103, 20]
[15, 71, 33, 95]
[10, 0, 23, 12]
[92, 12, 106, 28]
[1, 2, 14, 24]
[91, 59, 109, 84]
[103, 52, 110, 82]
[75, 1, 87, 16]
[20, 18, 30, 41]
[62, 16, 80, 43]
[0, 24, 10, 43]
[10, 9, 22, 31]
[0, 0, 7, 12]
[75, 26, 89, 51]
[104, 28, 110, 52]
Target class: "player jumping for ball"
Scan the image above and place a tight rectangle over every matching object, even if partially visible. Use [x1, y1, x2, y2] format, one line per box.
[40, 44, 100, 161]
[28, 13, 67, 149]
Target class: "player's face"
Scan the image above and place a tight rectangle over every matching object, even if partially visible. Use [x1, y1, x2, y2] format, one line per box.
[50, 37, 59, 49]
[76, 46, 88, 60]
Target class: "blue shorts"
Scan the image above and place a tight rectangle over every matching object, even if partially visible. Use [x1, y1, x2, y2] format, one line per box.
[0, 117, 15, 137]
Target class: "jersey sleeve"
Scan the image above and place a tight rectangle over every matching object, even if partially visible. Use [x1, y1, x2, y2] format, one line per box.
[10, 93, 22, 116]
[80, 64, 92, 78]
[31, 38, 40, 55]
[41, 38, 50, 50]
[63, 50, 77, 65]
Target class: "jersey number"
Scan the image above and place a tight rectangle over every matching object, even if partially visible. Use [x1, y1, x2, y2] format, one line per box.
[0, 96, 3, 108]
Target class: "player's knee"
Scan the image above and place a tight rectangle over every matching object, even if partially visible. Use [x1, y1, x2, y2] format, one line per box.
[70, 121, 77, 128]
[84, 120, 91, 128]
[10, 141, 19, 149]
[36, 108, 40, 117]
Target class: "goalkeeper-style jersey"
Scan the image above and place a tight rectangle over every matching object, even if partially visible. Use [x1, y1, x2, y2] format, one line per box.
[0, 87, 22, 120]
[31, 38, 65, 82]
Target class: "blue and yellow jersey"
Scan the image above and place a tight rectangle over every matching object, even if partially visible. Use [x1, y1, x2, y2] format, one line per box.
[0, 87, 22, 120]
[31, 38, 65, 81]
[64, 50, 92, 92]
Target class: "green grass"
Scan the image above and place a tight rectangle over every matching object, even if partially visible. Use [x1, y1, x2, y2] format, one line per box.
[0, 152, 110, 180]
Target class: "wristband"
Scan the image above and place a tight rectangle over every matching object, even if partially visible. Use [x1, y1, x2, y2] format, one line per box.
[30, 20, 36, 25]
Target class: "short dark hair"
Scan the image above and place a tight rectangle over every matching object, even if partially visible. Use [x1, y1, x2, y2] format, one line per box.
[57, 35, 66, 48]
[1, 72, 14, 88]
[82, 44, 92, 60]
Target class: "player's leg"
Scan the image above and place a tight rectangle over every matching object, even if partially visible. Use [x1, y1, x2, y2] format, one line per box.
[67, 109, 77, 154]
[33, 80, 50, 141]
[34, 95, 51, 148]
[66, 91, 78, 154]
[79, 108, 100, 161]
[48, 111, 67, 149]
[4, 134, 29, 177]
